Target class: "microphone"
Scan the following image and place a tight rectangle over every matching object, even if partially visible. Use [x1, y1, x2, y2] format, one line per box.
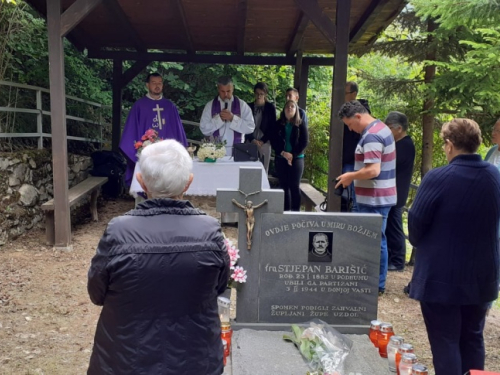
[223, 100, 229, 122]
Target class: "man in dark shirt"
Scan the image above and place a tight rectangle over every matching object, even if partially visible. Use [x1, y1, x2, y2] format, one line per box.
[385, 111, 415, 271]
[285, 87, 308, 127]
[342, 82, 371, 211]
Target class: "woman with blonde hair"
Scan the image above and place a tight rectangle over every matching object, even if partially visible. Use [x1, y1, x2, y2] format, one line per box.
[270, 99, 308, 211]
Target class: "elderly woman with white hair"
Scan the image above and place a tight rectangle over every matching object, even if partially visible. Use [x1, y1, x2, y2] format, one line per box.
[87, 139, 230, 375]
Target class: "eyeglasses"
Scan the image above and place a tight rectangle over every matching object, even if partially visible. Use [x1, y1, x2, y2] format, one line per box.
[254, 92, 266, 97]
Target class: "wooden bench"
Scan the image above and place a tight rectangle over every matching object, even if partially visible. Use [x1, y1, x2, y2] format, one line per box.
[41, 176, 108, 245]
[300, 182, 326, 211]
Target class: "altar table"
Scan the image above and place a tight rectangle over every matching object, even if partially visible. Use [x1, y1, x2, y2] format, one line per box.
[129, 156, 270, 197]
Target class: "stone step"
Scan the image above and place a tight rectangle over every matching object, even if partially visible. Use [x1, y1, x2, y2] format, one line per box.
[224, 329, 391, 375]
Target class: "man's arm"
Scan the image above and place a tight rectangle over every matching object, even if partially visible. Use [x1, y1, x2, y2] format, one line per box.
[229, 99, 255, 135]
[335, 163, 380, 188]
[200, 100, 224, 136]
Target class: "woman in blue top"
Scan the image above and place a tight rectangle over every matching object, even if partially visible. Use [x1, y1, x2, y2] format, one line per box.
[271, 100, 308, 211]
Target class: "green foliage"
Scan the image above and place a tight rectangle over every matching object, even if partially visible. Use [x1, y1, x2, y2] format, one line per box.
[412, 0, 500, 28]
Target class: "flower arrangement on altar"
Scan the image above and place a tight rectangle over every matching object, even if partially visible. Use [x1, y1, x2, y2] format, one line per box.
[197, 138, 226, 162]
[134, 129, 163, 156]
[225, 237, 247, 287]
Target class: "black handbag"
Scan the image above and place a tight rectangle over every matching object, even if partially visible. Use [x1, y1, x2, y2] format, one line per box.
[233, 143, 259, 162]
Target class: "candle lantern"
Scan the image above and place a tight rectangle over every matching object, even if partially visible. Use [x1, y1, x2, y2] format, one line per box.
[217, 297, 231, 325]
[218, 296, 233, 354]
[369, 320, 382, 347]
[378, 323, 394, 358]
[387, 335, 404, 372]
[411, 364, 429, 375]
[399, 353, 418, 375]
[395, 343, 414, 375]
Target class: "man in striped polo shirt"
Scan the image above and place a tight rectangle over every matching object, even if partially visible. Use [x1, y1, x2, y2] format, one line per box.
[335, 101, 397, 296]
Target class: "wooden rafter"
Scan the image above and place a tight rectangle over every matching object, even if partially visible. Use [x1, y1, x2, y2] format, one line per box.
[122, 60, 150, 86]
[287, 12, 309, 57]
[174, 0, 195, 54]
[103, 0, 146, 52]
[294, 0, 336, 46]
[237, 0, 248, 56]
[349, 0, 390, 44]
[365, 1, 408, 46]
[60, 0, 103, 37]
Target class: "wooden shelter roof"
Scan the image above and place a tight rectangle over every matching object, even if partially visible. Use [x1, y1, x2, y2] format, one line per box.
[27, 0, 406, 61]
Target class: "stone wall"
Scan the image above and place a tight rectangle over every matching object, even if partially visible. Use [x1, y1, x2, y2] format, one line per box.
[0, 150, 92, 246]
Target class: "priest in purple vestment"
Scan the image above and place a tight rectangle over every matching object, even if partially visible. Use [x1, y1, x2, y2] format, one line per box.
[200, 76, 255, 156]
[119, 73, 188, 186]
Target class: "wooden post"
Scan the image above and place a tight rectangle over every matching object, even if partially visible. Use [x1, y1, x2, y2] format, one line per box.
[36, 89, 43, 149]
[298, 62, 309, 110]
[293, 50, 303, 90]
[47, 0, 71, 249]
[327, 0, 350, 212]
[112, 59, 123, 152]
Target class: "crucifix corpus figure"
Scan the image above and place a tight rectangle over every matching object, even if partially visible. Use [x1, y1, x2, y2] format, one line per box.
[232, 199, 268, 250]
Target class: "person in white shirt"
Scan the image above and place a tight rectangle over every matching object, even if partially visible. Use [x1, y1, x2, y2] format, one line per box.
[485, 118, 500, 169]
[200, 76, 255, 156]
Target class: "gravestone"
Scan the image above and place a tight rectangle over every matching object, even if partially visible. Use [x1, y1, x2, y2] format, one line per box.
[216, 167, 382, 334]
[217, 167, 284, 323]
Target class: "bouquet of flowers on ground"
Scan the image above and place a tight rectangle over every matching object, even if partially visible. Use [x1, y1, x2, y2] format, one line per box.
[134, 129, 163, 156]
[224, 237, 247, 287]
[197, 137, 227, 161]
[283, 320, 353, 375]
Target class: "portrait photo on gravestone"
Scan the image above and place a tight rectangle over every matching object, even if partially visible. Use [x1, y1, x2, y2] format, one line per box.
[308, 232, 333, 262]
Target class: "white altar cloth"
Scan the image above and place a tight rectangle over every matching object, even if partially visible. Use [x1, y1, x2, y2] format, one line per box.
[129, 156, 270, 197]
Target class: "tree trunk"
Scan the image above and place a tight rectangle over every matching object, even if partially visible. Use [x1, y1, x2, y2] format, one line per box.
[420, 19, 437, 177]
[409, 19, 437, 266]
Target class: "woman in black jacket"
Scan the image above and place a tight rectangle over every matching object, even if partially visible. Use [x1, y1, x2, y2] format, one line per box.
[87, 139, 230, 375]
[247, 82, 276, 173]
[271, 99, 309, 211]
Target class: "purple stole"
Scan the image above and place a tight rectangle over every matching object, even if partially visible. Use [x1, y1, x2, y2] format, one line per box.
[211, 96, 243, 144]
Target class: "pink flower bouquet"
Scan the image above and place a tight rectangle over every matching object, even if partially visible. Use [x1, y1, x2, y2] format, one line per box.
[134, 129, 163, 156]
[225, 238, 247, 287]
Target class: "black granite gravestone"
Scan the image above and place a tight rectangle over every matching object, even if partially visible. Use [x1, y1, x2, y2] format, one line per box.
[216, 167, 382, 334]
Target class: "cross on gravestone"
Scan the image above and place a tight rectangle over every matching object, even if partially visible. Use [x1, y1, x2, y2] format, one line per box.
[217, 167, 284, 323]
[152, 104, 164, 130]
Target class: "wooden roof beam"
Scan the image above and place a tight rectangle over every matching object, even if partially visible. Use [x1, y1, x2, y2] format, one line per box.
[287, 12, 309, 57]
[294, 0, 336, 46]
[61, 0, 103, 37]
[104, 0, 146, 52]
[349, 0, 390, 44]
[174, 0, 195, 54]
[237, 0, 248, 56]
[87, 50, 335, 66]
